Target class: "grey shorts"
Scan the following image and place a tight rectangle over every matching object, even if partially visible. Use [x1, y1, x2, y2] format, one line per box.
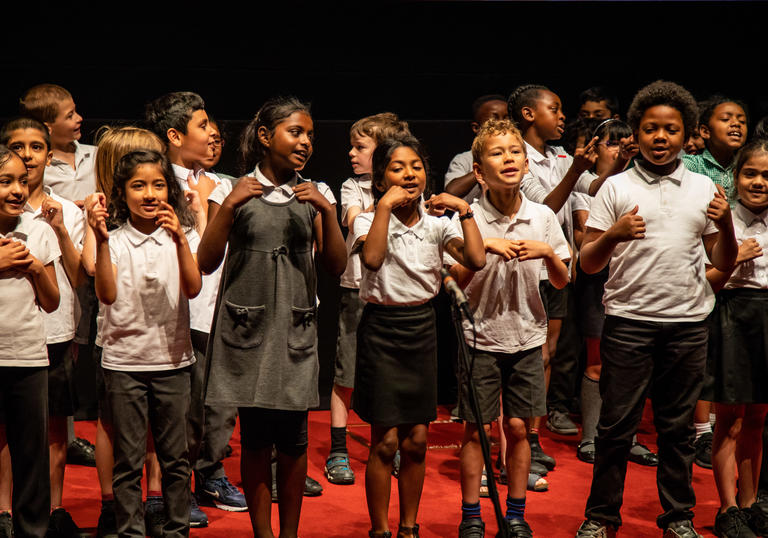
[539, 280, 568, 320]
[458, 346, 547, 423]
[334, 287, 365, 388]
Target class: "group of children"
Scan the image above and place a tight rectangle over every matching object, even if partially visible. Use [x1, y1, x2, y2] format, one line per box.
[0, 79, 766, 538]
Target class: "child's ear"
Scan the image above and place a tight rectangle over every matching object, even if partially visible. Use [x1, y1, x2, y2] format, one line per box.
[167, 128, 183, 148]
[699, 124, 711, 141]
[257, 126, 271, 149]
[473, 162, 485, 186]
[43, 122, 53, 135]
[523, 156, 529, 176]
[373, 177, 387, 193]
[521, 106, 535, 124]
[45, 150, 53, 167]
[471, 121, 481, 134]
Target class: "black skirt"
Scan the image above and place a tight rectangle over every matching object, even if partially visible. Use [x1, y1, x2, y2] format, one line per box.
[353, 302, 437, 427]
[707, 288, 768, 404]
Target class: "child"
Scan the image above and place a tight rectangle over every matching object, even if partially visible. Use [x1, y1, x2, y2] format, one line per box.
[444, 95, 509, 203]
[351, 135, 485, 537]
[577, 87, 620, 120]
[575, 80, 738, 538]
[20, 84, 96, 205]
[0, 145, 60, 538]
[88, 149, 201, 537]
[1, 118, 86, 537]
[145, 91, 244, 520]
[198, 96, 346, 538]
[326, 112, 411, 486]
[450, 119, 570, 538]
[706, 139, 768, 538]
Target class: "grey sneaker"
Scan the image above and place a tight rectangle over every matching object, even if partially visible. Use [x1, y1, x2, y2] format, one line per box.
[547, 409, 579, 435]
[575, 519, 617, 537]
[664, 519, 703, 538]
[325, 452, 355, 485]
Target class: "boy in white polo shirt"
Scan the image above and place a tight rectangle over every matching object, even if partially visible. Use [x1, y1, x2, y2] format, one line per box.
[575, 81, 738, 538]
[449, 119, 570, 538]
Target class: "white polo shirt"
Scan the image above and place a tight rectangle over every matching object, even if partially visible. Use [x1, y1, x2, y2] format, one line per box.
[448, 194, 570, 353]
[352, 205, 461, 306]
[0, 213, 61, 366]
[586, 161, 718, 322]
[100, 222, 199, 371]
[444, 150, 482, 204]
[44, 141, 97, 202]
[725, 203, 768, 290]
[339, 175, 374, 289]
[24, 188, 86, 344]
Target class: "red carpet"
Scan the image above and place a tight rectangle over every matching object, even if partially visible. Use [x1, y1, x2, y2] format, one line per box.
[66, 404, 722, 537]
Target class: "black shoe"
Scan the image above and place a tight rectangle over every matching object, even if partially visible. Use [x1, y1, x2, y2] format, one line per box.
[144, 496, 165, 538]
[189, 495, 209, 528]
[628, 442, 659, 467]
[530, 459, 548, 476]
[397, 523, 419, 537]
[546, 409, 579, 435]
[0, 512, 11, 538]
[694, 432, 713, 469]
[368, 531, 392, 538]
[664, 519, 703, 538]
[96, 500, 117, 538]
[528, 434, 555, 470]
[66, 437, 96, 467]
[748, 501, 768, 536]
[325, 452, 355, 485]
[458, 518, 485, 538]
[304, 475, 323, 496]
[577, 441, 596, 464]
[47, 508, 79, 538]
[507, 518, 533, 538]
[224, 443, 233, 458]
[575, 519, 617, 537]
[714, 507, 756, 537]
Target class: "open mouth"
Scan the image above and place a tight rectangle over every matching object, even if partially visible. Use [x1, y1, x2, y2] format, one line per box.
[293, 150, 309, 161]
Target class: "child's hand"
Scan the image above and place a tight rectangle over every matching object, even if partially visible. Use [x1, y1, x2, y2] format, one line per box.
[424, 193, 469, 217]
[191, 173, 217, 205]
[618, 135, 639, 162]
[707, 185, 733, 231]
[14, 252, 44, 276]
[511, 240, 554, 261]
[225, 176, 263, 209]
[610, 205, 646, 242]
[41, 196, 65, 232]
[572, 136, 599, 174]
[484, 238, 519, 261]
[184, 190, 203, 216]
[379, 185, 412, 210]
[86, 193, 110, 242]
[736, 238, 763, 265]
[0, 238, 33, 272]
[293, 181, 331, 211]
[155, 202, 185, 243]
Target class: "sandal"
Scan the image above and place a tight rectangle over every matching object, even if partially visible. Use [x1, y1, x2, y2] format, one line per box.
[527, 472, 548, 492]
[397, 523, 419, 538]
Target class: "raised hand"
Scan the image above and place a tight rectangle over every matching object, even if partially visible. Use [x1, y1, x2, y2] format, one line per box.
[379, 185, 413, 211]
[707, 184, 733, 231]
[155, 202, 185, 243]
[572, 136, 599, 173]
[86, 193, 110, 242]
[424, 193, 470, 217]
[225, 176, 263, 209]
[610, 205, 646, 242]
[293, 181, 332, 211]
[618, 135, 639, 161]
[41, 196, 65, 231]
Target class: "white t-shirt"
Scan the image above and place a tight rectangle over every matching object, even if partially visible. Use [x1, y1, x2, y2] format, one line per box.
[24, 188, 86, 343]
[725, 203, 768, 290]
[339, 176, 374, 289]
[585, 161, 718, 322]
[447, 193, 570, 353]
[44, 141, 97, 202]
[444, 150, 482, 204]
[100, 222, 199, 371]
[352, 205, 461, 306]
[0, 213, 61, 366]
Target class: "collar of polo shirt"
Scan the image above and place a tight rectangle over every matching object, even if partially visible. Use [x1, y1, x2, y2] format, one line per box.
[634, 159, 686, 185]
[479, 192, 533, 225]
[735, 200, 768, 227]
[389, 202, 426, 239]
[123, 219, 174, 247]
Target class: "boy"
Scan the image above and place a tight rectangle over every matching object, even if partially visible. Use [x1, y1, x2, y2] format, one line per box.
[578, 87, 620, 120]
[2, 118, 86, 538]
[326, 113, 410, 485]
[575, 80, 737, 538]
[444, 95, 509, 203]
[449, 119, 570, 538]
[145, 92, 244, 527]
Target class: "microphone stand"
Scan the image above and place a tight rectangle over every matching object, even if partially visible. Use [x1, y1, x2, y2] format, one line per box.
[447, 291, 509, 538]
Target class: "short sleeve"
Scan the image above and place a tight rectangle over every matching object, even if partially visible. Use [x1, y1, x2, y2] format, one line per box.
[520, 172, 549, 204]
[316, 182, 337, 205]
[352, 212, 374, 244]
[573, 170, 595, 196]
[444, 152, 473, 185]
[208, 179, 233, 206]
[703, 180, 719, 236]
[185, 228, 201, 254]
[545, 209, 572, 262]
[38, 224, 61, 266]
[571, 192, 591, 212]
[340, 178, 364, 223]
[585, 179, 619, 232]
[441, 215, 463, 246]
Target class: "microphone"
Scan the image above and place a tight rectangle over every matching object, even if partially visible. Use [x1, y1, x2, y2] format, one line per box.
[440, 268, 474, 323]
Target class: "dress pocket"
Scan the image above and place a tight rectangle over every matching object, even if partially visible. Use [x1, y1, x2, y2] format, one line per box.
[288, 306, 317, 351]
[219, 301, 266, 349]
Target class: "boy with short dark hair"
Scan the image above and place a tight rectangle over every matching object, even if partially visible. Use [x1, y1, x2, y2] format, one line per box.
[575, 80, 738, 538]
[578, 87, 620, 120]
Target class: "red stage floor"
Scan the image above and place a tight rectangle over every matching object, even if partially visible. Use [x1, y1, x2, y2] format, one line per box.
[65, 404, 722, 537]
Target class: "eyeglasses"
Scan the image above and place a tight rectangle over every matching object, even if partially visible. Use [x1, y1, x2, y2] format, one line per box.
[598, 140, 621, 148]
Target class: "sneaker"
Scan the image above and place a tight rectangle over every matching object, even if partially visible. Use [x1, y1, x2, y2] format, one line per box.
[530, 460, 548, 477]
[0, 512, 12, 538]
[458, 518, 485, 538]
[190, 495, 209, 528]
[694, 432, 713, 469]
[547, 409, 579, 435]
[47, 507, 79, 538]
[664, 519, 703, 538]
[714, 507, 756, 538]
[198, 476, 248, 512]
[748, 501, 768, 536]
[507, 518, 533, 538]
[529, 435, 555, 470]
[392, 450, 401, 479]
[628, 442, 659, 467]
[325, 452, 355, 485]
[575, 519, 617, 537]
[144, 496, 165, 538]
[96, 500, 117, 538]
[304, 475, 323, 496]
[66, 437, 96, 467]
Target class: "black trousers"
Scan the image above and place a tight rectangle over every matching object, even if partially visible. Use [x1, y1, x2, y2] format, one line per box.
[585, 316, 707, 529]
[189, 330, 237, 481]
[0, 366, 50, 538]
[547, 282, 582, 413]
[105, 368, 191, 538]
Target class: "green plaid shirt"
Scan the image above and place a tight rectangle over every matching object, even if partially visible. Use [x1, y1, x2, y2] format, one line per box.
[682, 149, 736, 204]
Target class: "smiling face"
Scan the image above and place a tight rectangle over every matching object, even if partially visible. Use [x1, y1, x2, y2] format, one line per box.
[0, 154, 29, 218]
[531, 90, 566, 141]
[5, 128, 52, 192]
[262, 111, 314, 172]
[636, 105, 685, 169]
[702, 102, 747, 154]
[46, 98, 83, 147]
[474, 132, 529, 193]
[737, 150, 768, 213]
[377, 146, 427, 199]
[349, 133, 375, 175]
[124, 163, 168, 226]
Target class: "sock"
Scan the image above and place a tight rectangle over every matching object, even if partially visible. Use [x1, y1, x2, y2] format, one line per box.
[147, 490, 162, 499]
[710, 413, 717, 426]
[330, 426, 348, 455]
[580, 375, 601, 444]
[695, 422, 712, 440]
[630, 434, 651, 456]
[506, 497, 525, 521]
[461, 501, 482, 521]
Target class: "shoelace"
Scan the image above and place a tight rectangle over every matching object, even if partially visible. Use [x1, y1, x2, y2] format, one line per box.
[329, 455, 351, 470]
[211, 477, 240, 495]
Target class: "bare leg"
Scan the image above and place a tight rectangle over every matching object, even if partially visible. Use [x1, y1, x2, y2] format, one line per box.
[0, 428, 11, 511]
[330, 385, 353, 429]
[145, 432, 162, 493]
[49, 415, 68, 508]
[736, 405, 768, 508]
[504, 417, 531, 500]
[365, 426, 399, 533]
[95, 419, 114, 497]
[276, 450, 306, 538]
[713, 403, 743, 512]
[397, 424, 428, 531]
[460, 423, 492, 504]
[242, 446, 275, 538]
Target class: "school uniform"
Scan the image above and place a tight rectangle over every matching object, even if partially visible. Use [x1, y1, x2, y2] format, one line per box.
[44, 141, 97, 203]
[0, 212, 60, 538]
[351, 205, 461, 427]
[444, 150, 482, 204]
[101, 221, 199, 537]
[447, 194, 570, 423]
[682, 149, 736, 204]
[582, 160, 717, 530]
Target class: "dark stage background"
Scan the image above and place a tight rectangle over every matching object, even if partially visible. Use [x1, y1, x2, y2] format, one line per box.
[4, 1, 766, 411]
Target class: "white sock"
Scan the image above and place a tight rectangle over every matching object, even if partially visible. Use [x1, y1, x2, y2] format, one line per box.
[695, 421, 712, 440]
[710, 413, 717, 426]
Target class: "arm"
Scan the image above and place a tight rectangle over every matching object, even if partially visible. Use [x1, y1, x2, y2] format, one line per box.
[156, 201, 202, 299]
[588, 137, 639, 196]
[706, 238, 762, 292]
[444, 171, 479, 199]
[23, 258, 60, 313]
[448, 262, 476, 288]
[42, 196, 86, 288]
[293, 182, 347, 276]
[426, 193, 485, 271]
[511, 240, 570, 289]
[361, 188, 412, 271]
[580, 204, 646, 274]
[81, 193, 104, 276]
[87, 198, 117, 304]
[541, 138, 598, 212]
[703, 185, 738, 272]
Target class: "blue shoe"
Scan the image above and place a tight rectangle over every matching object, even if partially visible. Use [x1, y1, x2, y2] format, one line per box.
[198, 475, 248, 512]
[144, 496, 165, 538]
[189, 495, 209, 528]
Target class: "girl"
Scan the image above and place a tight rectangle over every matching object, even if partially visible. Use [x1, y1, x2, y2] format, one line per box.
[707, 139, 768, 538]
[0, 145, 60, 537]
[352, 136, 485, 538]
[198, 96, 346, 538]
[88, 149, 201, 537]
